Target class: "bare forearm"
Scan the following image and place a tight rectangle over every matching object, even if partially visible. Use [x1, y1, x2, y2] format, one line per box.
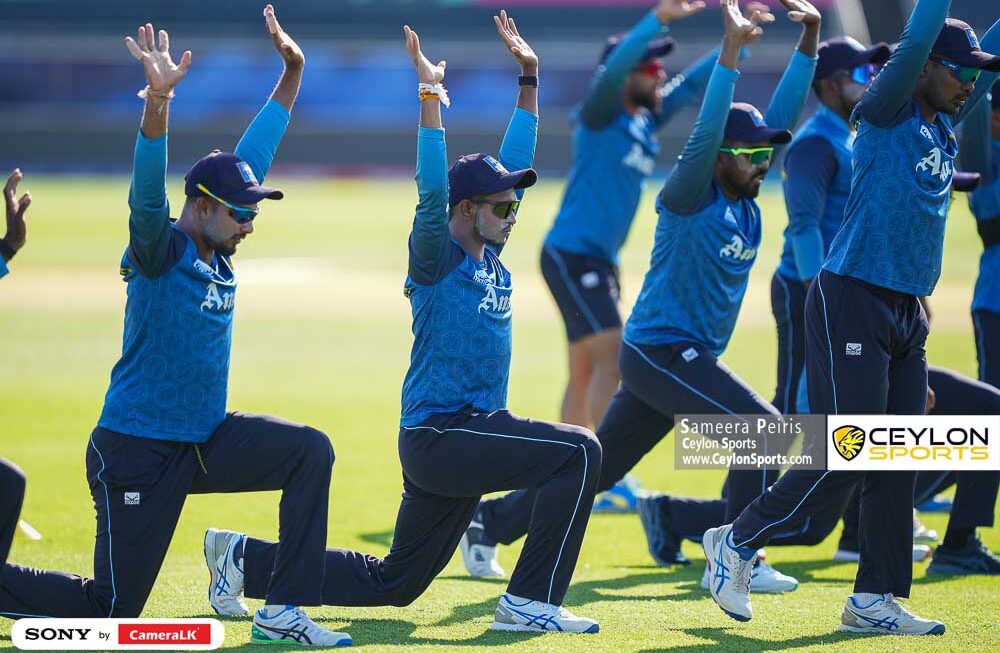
[420, 98, 443, 129]
[719, 35, 742, 71]
[139, 96, 170, 139]
[796, 23, 820, 58]
[270, 65, 303, 113]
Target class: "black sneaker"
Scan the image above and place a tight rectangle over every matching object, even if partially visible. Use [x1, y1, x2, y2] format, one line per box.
[636, 492, 690, 566]
[927, 538, 1000, 575]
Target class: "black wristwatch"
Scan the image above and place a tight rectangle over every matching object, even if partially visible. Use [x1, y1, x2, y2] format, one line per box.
[518, 75, 539, 87]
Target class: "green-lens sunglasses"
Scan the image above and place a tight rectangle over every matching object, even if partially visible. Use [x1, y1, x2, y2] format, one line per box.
[930, 56, 981, 84]
[197, 184, 260, 224]
[719, 147, 775, 165]
[473, 198, 521, 220]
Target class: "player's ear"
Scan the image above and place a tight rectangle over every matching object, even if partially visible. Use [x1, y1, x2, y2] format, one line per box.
[919, 60, 932, 80]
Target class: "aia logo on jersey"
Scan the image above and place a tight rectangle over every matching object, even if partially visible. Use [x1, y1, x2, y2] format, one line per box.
[719, 235, 756, 262]
[200, 282, 235, 312]
[915, 147, 952, 182]
[478, 284, 511, 314]
[623, 143, 655, 176]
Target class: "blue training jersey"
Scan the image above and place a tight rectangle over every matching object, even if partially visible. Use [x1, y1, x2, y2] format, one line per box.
[825, 0, 999, 296]
[777, 106, 854, 281]
[544, 11, 716, 265]
[400, 109, 537, 427]
[98, 100, 289, 442]
[625, 51, 816, 355]
[0, 257, 7, 280]
[960, 96, 1000, 315]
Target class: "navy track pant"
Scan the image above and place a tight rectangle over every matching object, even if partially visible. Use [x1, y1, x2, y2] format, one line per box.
[478, 340, 780, 551]
[731, 271, 928, 596]
[771, 271, 809, 414]
[244, 409, 601, 607]
[974, 309, 1000, 388]
[0, 413, 334, 619]
[0, 460, 25, 569]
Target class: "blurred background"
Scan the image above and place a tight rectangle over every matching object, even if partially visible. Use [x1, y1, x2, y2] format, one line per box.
[0, 0, 993, 175]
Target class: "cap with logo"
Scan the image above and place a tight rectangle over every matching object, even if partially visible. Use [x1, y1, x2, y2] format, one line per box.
[814, 35, 891, 81]
[600, 32, 675, 66]
[932, 18, 1000, 72]
[447, 153, 537, 207]
[184, 151, 284, 205]
[724, 102, 792, 145]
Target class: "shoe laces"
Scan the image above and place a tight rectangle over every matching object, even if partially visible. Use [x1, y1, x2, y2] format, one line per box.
[731, 550, 754, 594]
[881, 594, 914, 619]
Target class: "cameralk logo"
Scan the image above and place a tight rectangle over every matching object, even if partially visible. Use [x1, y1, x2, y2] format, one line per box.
[832, 425, 865, 461]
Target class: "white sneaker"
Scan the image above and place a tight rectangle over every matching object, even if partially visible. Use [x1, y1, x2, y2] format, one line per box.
[204, 528, 249, 616]
[459, 521, 505, 579]
[840, 594, 945, 635]
[913, 511, 939, 543]
[251, 605, 352, 647]
[700, 560, 797, 593]
[491, 593, 599, 633]
[834, 545, 932, 563]
[702, 524, 756, 622]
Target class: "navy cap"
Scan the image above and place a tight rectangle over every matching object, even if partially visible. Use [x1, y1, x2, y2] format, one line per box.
[932, 18, 1000, 72]
[184, 151, 284, 205]
[953, 171, 982, 193]
[600, 32, 675, 66]
[724, 103, 792, 145]
[447, 154, 537, 207]
[815, 36, 891, 81]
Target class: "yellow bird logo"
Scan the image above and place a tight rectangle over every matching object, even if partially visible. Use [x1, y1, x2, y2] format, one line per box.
[833, 426, 866, 461]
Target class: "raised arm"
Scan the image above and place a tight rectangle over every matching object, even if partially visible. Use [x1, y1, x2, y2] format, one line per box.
[782, 137, 837, 281]
[495, 10, 539, 201]
[123, 23, 190, 276]
[763, 0, 820, 134]
[856, 0, 951, 128]
[960, 93, 993, 181]
[954, 18, 1000, 127]
[234, 5, 303, 183]
[404, 25, 453, 285]
[580, 1, 706, 130]
[660, 0, 769, 215]
[1, 169, 30, 274]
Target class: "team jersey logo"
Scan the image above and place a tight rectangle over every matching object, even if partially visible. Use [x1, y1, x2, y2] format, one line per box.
[478, 284, 511, 314]
[622, 143, 655, 176]
[833, 425, 866, 461]
[236, 162, 259, 185]
[200, 281, 235, 312]
[915, 147, 952, 182]
[719, 235, 757, 261]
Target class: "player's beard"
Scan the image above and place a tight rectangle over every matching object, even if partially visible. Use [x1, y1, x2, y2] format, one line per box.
[474, 215, 509, 248]
[629, 86, 659, 113]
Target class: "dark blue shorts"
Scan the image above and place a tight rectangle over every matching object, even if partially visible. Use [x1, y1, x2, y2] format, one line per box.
[540, 244, 621, 343]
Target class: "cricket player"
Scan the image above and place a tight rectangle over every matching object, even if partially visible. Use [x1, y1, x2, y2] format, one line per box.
[960, 80, 1000, 388]
[0, 8, 354, 648]
[541, 0, 720, 431]
[467, 0, 818, 592]
[704, 0, 1000, 634]
[206, 14, 603, 635]
[771, 36, 888, 414]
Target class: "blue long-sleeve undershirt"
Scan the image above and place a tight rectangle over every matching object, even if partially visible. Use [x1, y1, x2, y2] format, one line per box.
[783, 135, 838, 279]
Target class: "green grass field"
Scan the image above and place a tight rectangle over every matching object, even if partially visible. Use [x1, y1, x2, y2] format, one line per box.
[1, 175, 997, 652]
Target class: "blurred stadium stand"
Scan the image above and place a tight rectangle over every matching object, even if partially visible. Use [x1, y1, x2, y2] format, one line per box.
[0, 0, 992, 174]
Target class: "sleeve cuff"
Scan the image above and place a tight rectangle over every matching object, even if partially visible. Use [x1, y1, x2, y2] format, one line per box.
[418, 126, 446, 140]
[262, 98, 292, 123]
[714, 63, 741, 81]
[136, 130, 167, 146]
[0, 256, 8, 279]
[791, 49, 819, 65]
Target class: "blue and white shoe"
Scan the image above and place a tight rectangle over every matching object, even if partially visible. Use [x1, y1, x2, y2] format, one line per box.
[636, 492, 690, 566]
[252, 605, 352, 646]
[700, 559, 797, 593]
[702, 524, 756, 622]
[840, 594, 945, 635]
[491, 593, 599, 634]
[204, 528, 249, 616]
[593, 474, 642, 513]
[916, 494, 953, 514]
[459, 520, 505, 579]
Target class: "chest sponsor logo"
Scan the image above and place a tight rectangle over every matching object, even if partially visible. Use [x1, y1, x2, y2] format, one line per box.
[200, 282, 235, 312]
[915, 147, 952, 182]
[719, 235, 757, 262]
[478, 284, 511, 314]
[622, 143, 655, 176]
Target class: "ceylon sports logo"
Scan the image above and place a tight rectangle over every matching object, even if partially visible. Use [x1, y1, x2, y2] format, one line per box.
[832, 425, 865, 461]
[826, 415, 1000, 471]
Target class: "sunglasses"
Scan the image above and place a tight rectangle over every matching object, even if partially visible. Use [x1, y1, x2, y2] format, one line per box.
[719, 147, 775, 165]
[472, 198, 521, 220]
[849, 63, 877, 86]
[635, 60, 664, 77]
[930, 56, 981, 84]
[197, 183, 259, 224]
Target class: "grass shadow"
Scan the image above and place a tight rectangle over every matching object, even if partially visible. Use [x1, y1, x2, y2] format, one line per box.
[641, 626, 870, 652]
